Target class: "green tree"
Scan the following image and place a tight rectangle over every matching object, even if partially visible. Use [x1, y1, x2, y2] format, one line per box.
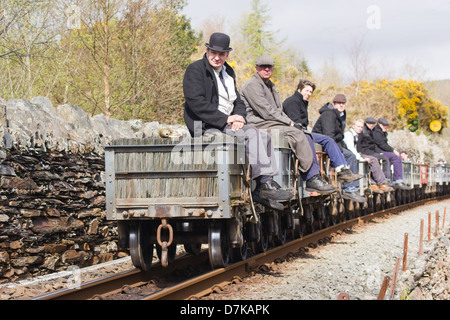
[232, 0, 308, 99]
[53, 0, 200, 122]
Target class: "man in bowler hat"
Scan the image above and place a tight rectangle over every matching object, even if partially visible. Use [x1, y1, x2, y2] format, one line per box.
[183, 33, 293, 209]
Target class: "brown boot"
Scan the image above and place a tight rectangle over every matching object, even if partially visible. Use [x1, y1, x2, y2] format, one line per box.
[370, 184, 384, 194]
[378, 184, 394, 192]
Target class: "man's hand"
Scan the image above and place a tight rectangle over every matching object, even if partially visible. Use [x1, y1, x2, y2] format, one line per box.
[227, 115, 246, 131]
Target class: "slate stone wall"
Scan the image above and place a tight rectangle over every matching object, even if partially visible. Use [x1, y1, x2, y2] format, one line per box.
[0, 97, 187, 282]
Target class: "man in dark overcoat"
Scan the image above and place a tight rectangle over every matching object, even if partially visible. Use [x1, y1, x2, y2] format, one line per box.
[183, 33, 293, 208]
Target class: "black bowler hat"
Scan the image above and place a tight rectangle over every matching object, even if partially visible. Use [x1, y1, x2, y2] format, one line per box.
[205, 32, 233, 52]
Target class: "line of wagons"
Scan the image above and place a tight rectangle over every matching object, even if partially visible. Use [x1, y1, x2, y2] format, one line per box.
[104, 131, 450, 271]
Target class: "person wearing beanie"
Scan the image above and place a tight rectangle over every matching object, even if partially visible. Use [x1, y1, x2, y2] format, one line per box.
[241, 55, 337, 195]
[312, 94, 367, 203]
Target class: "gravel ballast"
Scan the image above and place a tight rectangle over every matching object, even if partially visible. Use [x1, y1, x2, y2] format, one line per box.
[206, 199, 450, 300]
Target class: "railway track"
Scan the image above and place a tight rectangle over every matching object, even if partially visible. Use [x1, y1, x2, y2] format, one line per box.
[32, 195, 448, 300]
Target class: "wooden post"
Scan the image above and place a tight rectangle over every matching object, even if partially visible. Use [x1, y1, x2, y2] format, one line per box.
[435, 210, 439, 236]
[419, 219, 424, 256]
[402, 233, 408, 272]
[443, 207, 446, 229]
[389, 258, 401, 299]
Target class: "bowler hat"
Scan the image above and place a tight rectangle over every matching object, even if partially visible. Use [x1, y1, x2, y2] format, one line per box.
[333, 94, 347, 104]
[378, 118, 389, 126]
[205, 33, 233, 52]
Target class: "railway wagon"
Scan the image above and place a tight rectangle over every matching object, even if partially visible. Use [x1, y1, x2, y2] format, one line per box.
[105, 133, 298, 271]
[105, 133, 450, 272]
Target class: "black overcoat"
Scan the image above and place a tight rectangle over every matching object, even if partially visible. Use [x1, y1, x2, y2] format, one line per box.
[183, 54, 246, 137]
[357, 123, 379, 155]
[372, 124, 394, 152]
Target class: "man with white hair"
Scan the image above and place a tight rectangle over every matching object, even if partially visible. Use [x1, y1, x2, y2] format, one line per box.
[344, 119, 394, 193]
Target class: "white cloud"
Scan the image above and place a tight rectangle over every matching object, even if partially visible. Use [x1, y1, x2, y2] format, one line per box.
[182, 0, 450, 80]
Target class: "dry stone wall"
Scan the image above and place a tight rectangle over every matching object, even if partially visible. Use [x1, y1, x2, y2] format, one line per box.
[0, 97, 188, 282]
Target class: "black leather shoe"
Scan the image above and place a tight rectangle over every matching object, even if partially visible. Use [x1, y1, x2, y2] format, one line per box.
[342, 191, 367, 203]
[337, 168, 363, 182]
[305, 175, 336, 194]
[394, 183, 412, 190]
[252, 191, 284, 211]
[257, 180, 294, 201]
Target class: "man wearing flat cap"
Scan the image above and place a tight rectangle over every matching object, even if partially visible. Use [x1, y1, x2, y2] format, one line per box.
[372, 118, 410, 190]
[312, 94, 366, 203]
[241, 55, 337, 195]
[183, 33, 294, 209]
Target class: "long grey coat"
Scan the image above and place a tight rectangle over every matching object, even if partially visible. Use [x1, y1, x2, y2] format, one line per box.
[241, 73, 313, 173]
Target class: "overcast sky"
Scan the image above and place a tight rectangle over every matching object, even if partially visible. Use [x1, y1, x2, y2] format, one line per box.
[182, 0, 450, 81]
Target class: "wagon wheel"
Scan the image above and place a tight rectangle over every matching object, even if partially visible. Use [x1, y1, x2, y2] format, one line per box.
[184, 243, 202, 256]
[313, 205, 322, 231]
[304, 204, 315, 234]
[129, 221, 154, 271]
[231, 216, 248, 262]
[253, 214, 269, 253]
[293, 211, 306, 239]
[328, 198, 338, 226]
[208, 222, 230, 269]
[320, 205, 330, 228]
[273, 213, 287, 246]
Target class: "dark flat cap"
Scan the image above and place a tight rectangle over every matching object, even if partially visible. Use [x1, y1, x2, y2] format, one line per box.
[365, 117, 377, 124]
[378, 118, 389, 126]
[333, 94, 347, 104]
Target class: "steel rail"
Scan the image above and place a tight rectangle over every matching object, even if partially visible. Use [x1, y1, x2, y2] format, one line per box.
[143, 195, 449, 300]
[33, 194, 448, 300]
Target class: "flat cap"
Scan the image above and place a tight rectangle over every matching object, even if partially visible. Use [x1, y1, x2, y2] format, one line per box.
[255, 55, 275, 66]
[333, 94, 347, 104]
[365, 117, 377, 124]
[378, 118, 389, 126]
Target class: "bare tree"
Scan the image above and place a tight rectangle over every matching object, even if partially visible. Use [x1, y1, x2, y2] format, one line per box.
[347, 32, 371, 96]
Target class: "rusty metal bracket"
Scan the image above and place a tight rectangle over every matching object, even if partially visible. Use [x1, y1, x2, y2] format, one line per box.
[156, 219, 173, 267]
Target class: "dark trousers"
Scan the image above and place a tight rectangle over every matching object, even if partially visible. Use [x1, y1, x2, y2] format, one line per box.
[223, 125, 278, 179]
[342, 148, 359, 192]
[360, 153, 388, 185]
[369, 152, 391, 180]
[300, 134, 321, 181]
[381, 151, 403, 181]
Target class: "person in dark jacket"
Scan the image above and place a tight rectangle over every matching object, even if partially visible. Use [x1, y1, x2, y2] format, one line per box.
[357, 117, 392, 180]
[283, 80, 364, 202]
[183, 32, 293, 209]
[312, 94, 366, 203]
[372, 118, 410, 189]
